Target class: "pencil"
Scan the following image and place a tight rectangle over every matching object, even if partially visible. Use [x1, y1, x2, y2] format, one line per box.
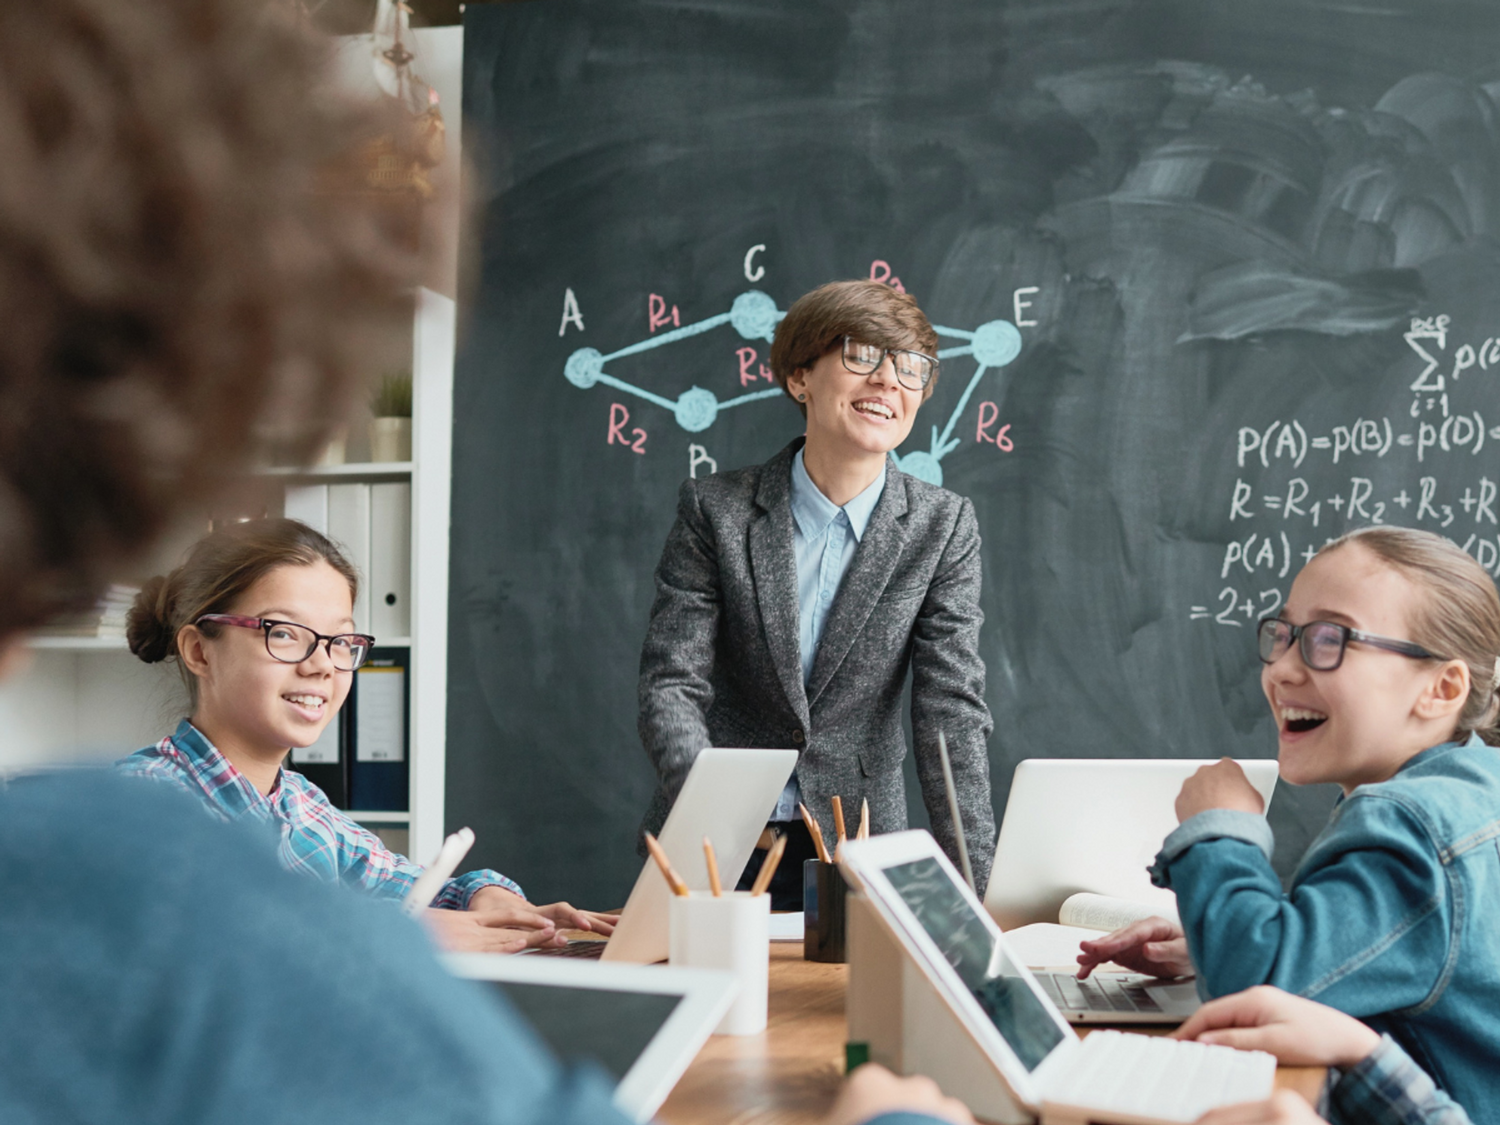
[799, 801, 833, 864]
[831, 795, 847, 845]
[644, 832, 690, 897]
[857, 798, 869, 840]
[703, 835, 722, 897]
[750, 831, 788, 896]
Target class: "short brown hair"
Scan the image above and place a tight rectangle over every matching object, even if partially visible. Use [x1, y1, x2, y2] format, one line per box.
[1320, 526, 1500, 744]
[0, 0, 407, 641]
[769, 280, 940, 415]
[128, 519, 360, 700]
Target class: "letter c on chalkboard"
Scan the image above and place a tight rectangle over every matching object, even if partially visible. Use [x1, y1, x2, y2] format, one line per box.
[744, 244, 766, 282]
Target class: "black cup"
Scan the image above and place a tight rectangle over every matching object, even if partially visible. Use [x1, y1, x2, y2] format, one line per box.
[803, 858, 847, 962]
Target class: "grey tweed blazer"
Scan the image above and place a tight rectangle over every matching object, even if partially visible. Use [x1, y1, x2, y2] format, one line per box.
[637, 438, 996, 893]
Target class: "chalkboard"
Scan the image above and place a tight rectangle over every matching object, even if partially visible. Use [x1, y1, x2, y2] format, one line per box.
[448, 0, 1500, 908]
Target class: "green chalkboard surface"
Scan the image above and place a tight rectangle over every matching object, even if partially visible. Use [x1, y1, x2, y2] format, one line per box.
[449, 0, 1500, 907]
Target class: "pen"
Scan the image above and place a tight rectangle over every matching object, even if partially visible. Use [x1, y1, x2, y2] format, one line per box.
[703, 835, 722, 897]
[644, 832, 690, 897]
[750, 831, 788, 896]
[799, 801, 833, 864]
[401, 826, 475, 918]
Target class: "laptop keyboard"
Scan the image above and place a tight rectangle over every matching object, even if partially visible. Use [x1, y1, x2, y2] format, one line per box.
[1035, 971, 1163, 1013]
[1060, 1030, 1276, 1122]
[523, 939, 609, 959]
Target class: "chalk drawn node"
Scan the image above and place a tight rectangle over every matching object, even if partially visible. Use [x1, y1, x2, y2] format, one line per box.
[565, 347, 605, 388]
[893, 450, 943, 486]
[674, 387, 719, 432]
[971, 320, 1023, 368]
[730, 290, 780, 342]
[562, 291, 1025, 487]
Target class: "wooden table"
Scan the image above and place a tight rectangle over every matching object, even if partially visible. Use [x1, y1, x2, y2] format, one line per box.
[657, 944, 1325, 1125]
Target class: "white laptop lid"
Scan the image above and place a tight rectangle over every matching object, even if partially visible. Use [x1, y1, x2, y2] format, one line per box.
[983, 759, 1279, 930]
[603, 747, 798, 963]
[444, 953, 737, 1122]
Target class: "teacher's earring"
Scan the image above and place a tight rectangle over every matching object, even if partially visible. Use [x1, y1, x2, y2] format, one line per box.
[797, 394, 806, 401]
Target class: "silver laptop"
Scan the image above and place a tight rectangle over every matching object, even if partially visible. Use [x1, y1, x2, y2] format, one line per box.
[840, 831, 1275, 1124]
[983, 758, 1280, 931]
[445, 954, 737, 1121]
[529, 747, 797, 964]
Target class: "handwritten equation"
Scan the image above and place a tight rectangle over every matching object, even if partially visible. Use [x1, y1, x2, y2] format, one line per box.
[1194, 313, 1500, 627]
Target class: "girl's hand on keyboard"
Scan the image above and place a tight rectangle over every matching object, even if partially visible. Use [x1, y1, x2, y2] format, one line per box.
[423, 895, 565, 953]
[1173, 986, 1381, 1068]
[531, 902, 621, 936]
[1076, 916, 1192, 980]
[1193, 1088, 1323, 1125]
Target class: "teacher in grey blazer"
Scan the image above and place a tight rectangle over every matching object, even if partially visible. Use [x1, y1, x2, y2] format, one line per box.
[638, 279, 996, 904]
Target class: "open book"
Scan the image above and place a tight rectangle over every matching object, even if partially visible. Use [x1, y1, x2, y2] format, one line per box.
[1001, 892, 1180, 970]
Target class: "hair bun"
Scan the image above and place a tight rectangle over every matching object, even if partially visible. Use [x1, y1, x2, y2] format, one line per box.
[126, 575, 176, 663]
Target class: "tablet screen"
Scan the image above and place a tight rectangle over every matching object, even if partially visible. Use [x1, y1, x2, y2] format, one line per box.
[486, 982, 684, 1081]
[883, 857, 1065, 1071]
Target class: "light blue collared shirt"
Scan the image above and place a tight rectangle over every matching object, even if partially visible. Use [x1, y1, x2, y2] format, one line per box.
[770, 448, 886, 821]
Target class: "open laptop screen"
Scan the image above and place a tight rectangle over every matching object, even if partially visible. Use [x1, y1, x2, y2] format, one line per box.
[883, 857, 1065, 1071]
[485, 982, 684, 1081]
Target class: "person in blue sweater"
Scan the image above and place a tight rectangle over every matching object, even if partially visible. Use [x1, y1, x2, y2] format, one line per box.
[1079, 526, 1500, 1122]
[0, 1, 968, 1123]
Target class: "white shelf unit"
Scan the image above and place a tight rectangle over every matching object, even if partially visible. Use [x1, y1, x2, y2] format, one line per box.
[28, 636, 131, 651]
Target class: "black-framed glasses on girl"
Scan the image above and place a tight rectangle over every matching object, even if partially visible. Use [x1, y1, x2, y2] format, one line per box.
[1256, 617, 1440, 672]
[194, 615, 375, 671]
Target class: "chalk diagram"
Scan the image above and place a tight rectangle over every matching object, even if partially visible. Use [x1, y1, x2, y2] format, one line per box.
[563, 290, 1023, 486]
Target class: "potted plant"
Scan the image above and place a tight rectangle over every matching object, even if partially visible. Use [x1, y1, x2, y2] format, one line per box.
[369, 369, 412, 462]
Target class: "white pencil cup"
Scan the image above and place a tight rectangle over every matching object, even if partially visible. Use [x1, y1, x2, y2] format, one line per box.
[668, 891, 770, 1035]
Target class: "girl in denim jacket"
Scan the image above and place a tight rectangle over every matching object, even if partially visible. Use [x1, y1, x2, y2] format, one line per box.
[1079, 526, 1500, 1123]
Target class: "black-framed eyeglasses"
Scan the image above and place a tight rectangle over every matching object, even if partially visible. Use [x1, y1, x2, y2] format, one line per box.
[195, 614, 376, 671]
[841, 335, 939, 391]
[1256, 617, 1440, 672]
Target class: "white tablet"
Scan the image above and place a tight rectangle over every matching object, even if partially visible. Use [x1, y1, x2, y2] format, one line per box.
[445, 954, 737, 1121]
[840, 831, 1075, 1109]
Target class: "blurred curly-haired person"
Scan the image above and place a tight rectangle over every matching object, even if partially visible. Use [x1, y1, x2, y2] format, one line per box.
[0, 5, 977, 1125]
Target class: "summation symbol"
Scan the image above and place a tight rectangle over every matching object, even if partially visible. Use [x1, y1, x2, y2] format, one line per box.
[564, 290, 1023, 486]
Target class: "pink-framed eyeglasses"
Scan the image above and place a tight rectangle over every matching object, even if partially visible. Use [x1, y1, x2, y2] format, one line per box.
[194, 615, 375, 671]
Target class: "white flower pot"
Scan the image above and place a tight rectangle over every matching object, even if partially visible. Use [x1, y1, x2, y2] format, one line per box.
[369, 417, 411, 463]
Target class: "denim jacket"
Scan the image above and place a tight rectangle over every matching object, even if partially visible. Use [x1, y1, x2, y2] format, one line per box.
[1149, 734, 1500, 1123]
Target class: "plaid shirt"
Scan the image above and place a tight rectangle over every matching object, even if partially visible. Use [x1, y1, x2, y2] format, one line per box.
[1325, 1035, 1472, 1125]
[117, 720, 523, 908]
